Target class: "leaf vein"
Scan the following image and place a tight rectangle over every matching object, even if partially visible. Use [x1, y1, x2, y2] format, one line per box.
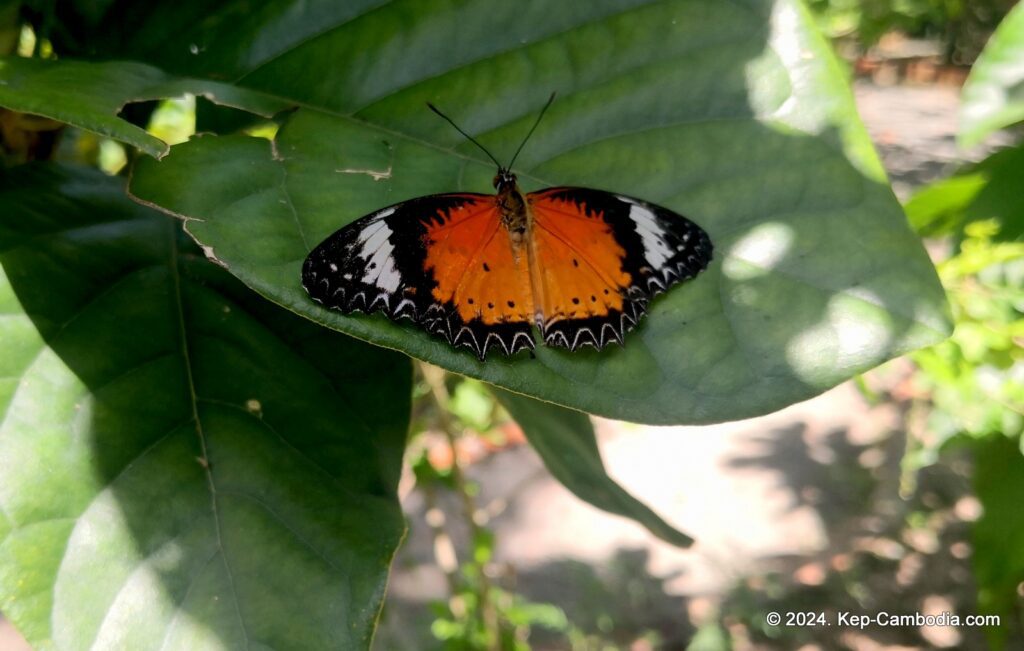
[156, 548, 222, 651]
[167, 221, 251, 649]
[219, 488, 348, 574]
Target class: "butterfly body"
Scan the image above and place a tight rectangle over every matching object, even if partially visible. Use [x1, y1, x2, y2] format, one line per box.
[302, 168, 713, 360]
[494, 173, 530, 250]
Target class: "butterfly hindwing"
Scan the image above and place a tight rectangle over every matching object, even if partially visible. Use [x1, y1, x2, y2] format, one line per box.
[302, 193, 536, 360]
[527, 187, 713, 351]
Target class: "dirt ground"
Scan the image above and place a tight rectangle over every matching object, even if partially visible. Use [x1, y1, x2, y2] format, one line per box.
[853, 80, 1014, 200]
[0, 81, 1010, 651]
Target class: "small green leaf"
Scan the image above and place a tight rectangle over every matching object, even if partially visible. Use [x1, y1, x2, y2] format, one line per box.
[494, 390, 692, 547]
[130, 0, 950, 424]
[0, 57, 290, 157]
[449, 379, 498, 433]
[905, 146, 1024, 244]
[0, 163, 409, 650]
[960, 2, 1024, 146]
[687, 621, 732, 651]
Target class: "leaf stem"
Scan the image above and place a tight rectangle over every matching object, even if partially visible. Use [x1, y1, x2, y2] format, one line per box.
[419, 362, 500, 651]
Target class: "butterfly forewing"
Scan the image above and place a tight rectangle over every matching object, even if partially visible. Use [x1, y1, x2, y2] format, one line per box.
[304, 195, 470, 319]
[302, 193, 536, 360]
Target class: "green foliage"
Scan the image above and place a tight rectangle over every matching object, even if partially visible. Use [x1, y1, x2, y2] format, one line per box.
[686, 623, 732, 651]
[808, 0, 954, 43]
[448, 379, 500, 435]
[906, 208, 1024, 642]
[807, 0, 1015, 61]
[973, 435, 1024, 649]
[905, 145, 1024, 244]
[959, 0, 1024, 146]
[903, 1, 1024, 453]
[901, 6, 1024, 639]
[908, 219, 1024, 452]
[428, 530, 572, 651]
[907, 162, 1024, 647]
[0, 164, 410, 649]
[404, 391, 577, 651]
[0, 57, 288, 157]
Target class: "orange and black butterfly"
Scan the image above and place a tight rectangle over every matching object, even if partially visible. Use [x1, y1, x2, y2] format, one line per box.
[303, 95, 713, 360]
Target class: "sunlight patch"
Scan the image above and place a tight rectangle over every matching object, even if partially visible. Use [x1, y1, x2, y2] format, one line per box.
[786, 293, 894, 383]
[723, 222, 794, 280]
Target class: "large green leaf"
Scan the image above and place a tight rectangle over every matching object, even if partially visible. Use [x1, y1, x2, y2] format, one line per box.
[0, 57, 290, 157]
[128, 0, 950, 424]
[494, 390, 692, 547]
[960, 1, 1024, 147]
[36, 1, 390, 80]
[0, 163, 410, 650]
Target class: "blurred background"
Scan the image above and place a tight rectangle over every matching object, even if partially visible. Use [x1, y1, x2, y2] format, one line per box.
[2, 1, 1023, 650]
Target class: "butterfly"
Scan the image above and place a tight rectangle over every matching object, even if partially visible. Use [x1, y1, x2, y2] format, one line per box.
[302, 94, 713, 361]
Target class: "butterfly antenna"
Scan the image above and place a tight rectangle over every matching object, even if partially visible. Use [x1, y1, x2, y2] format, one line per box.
[507, 92, 556, 170]
[427, 102, 503, 169]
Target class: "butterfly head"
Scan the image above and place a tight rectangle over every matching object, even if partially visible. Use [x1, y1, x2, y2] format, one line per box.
[493, 169, 518, 192]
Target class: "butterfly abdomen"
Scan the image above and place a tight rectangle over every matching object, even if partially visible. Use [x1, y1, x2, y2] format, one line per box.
[496, 181, 529, 247]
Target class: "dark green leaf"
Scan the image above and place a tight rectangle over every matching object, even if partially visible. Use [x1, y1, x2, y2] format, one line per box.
[0, 57, 290, 157]
[494, 390, 692, 547]
[27, 1, 388, 79]
[130, 0, 950, 424]
[905, 145, 1024, 243]
[0, 163, 409, 650]
[972, 435, 1024, 650]
[960, 1, 1024, 146]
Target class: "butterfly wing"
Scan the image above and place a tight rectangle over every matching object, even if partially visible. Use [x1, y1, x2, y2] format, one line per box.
[527, 187, 713, 351]
[302, 193, 536, 360]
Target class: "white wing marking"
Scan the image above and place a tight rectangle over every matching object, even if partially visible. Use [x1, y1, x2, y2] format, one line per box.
[617, 195, 672, 269]
[356, 212, 402, 293]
